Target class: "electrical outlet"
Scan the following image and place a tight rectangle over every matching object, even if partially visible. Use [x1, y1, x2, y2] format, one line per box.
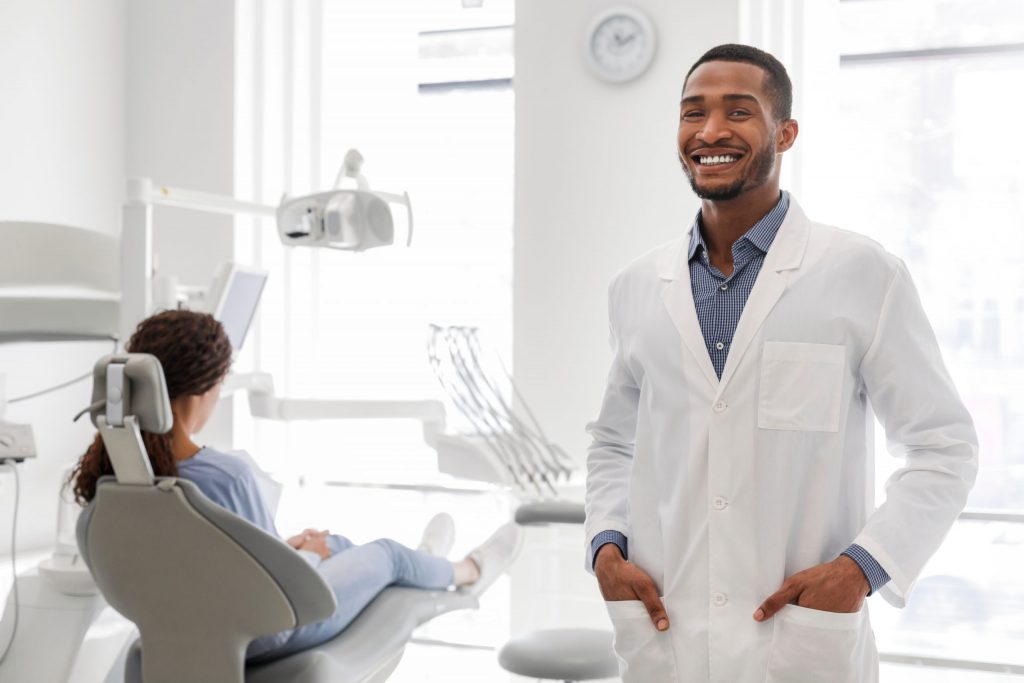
[0, 422, 37, 461]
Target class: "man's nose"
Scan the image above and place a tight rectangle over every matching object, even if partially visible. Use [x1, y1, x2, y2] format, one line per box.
[696, 112, 733, 144]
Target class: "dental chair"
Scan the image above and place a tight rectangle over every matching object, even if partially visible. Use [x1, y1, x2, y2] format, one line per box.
[75, 354, 477, 683]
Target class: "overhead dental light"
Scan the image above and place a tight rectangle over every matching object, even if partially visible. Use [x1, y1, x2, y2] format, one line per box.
[121, 150, 414, 338]
[276, 148, 413, 252]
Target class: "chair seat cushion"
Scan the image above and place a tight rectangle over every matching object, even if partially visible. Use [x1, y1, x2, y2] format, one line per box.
[246, 587, 478, 683]
[498, 628, 618, 680]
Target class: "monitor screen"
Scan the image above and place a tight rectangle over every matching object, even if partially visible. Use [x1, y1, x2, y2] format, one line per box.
[211, 265, 268, 354]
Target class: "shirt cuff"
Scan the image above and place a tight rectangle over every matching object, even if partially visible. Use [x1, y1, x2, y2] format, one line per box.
[591, 530, 628, 570]
[842, 543, 890, 595]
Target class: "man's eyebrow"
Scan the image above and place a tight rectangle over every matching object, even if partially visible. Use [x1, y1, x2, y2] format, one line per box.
[723, 94, 760, 105]
[680, 93, 761, 106]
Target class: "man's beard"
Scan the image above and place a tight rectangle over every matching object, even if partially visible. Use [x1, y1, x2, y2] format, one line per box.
[680, 140, 776, 201]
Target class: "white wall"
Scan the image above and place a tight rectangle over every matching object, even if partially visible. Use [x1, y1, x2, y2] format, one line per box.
[0, 0, 127, 551]
[0, 0, 236, 552]
[513, 0, 742, 463]
[0, 0, 126, 233]
[124, 0, 237, 448]
[127, 0, 235, 289]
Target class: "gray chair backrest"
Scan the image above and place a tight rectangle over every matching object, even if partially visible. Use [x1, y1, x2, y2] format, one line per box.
[77, 354, 336, 683]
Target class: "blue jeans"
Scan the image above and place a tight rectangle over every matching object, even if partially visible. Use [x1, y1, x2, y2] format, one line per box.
[246, 535, 455, 663]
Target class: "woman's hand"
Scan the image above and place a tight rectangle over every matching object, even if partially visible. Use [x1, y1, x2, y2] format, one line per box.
[298, 534, 332, 560]
[287, 528, 332, 559]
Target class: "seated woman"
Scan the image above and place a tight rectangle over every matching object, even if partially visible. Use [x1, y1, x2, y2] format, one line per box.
[70, 309, 521, 663]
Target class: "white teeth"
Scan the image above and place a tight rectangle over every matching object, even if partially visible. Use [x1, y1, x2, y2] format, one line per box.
[698, 155, 738, 165]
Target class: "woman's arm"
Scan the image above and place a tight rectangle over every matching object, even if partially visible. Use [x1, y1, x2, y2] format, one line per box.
[286, 528, 333, 559]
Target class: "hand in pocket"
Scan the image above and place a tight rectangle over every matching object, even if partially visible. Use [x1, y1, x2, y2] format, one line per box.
[754, 555, 870, 622]
[594, 543, 669, 631]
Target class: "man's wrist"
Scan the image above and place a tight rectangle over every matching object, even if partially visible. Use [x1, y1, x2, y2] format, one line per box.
[836, 554, 871, 597]
[594, 542, 625, 573]
[841, 543, 891, 595]
[597, 541, 624, 561]
[590, 530, 628, 570]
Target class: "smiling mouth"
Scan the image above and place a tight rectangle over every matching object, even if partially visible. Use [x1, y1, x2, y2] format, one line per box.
[691, 153, 743, 166]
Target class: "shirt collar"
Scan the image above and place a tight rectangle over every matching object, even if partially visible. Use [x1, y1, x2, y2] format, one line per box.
[687, 190, 790, 261]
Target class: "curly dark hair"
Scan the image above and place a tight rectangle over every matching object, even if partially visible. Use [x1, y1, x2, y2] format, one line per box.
[69, 310, 233, 504]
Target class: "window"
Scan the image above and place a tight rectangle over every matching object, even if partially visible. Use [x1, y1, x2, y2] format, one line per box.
[814, 0, 1024, 677]
[234, 1, 516, 678]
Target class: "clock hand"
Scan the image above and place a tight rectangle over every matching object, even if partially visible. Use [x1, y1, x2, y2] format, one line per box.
[611, 32, 637, 49]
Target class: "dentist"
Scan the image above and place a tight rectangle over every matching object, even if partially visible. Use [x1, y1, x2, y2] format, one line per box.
[584, 44, 977, 682]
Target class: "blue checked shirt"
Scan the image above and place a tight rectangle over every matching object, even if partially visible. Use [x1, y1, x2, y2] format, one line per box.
[591, 191, 890, 595]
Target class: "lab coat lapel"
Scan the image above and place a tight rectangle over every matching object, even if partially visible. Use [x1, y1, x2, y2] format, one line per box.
[659, 234, 720, 389]
[715, 200, 811, 397]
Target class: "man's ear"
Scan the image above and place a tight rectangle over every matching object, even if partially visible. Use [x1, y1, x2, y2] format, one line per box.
[776, 118, 799, 153]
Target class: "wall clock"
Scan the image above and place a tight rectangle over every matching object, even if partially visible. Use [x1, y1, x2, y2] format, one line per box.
[584, 6, 657, 83]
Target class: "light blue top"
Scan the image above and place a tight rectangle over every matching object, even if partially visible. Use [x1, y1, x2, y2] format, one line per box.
[177, 447, 325, 567]
[177, 447, 279, 534]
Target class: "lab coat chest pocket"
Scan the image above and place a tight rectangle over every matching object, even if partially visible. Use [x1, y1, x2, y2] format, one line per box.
[604, 599, 677, 682]
[765, 604, 877, 683]
[758, 342, 846, 432]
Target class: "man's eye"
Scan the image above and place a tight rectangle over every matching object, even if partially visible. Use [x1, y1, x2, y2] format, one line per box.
[681, 111, 703, 120]
[730, 110, 751, 118]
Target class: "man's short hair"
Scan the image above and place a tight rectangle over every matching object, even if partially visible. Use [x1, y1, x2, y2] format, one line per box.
[684, 44, 793, 122]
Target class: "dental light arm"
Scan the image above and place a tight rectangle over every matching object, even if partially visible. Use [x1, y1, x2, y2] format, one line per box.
[122, 150, 413, 339]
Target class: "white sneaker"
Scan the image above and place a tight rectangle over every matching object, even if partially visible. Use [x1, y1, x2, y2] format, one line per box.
[417, 512, 455, 558]
[464, 522, 525, 597]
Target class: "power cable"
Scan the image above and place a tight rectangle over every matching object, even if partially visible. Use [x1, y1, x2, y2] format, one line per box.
[7, 371, 92, 405]
[0, 463, 21, 665]
[6, 338, 118, 405]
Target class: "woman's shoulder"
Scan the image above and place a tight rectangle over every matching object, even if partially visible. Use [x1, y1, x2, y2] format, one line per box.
[179, 447, 256, 483]
[176, 448, 271, 524]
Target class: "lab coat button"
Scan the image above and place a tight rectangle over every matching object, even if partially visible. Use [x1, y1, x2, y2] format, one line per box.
[713, 496, 728, 510]
[713, 400, 727, 413]
[712, 592, 728, 606]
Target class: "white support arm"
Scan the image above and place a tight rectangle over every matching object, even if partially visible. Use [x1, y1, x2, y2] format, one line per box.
[249, 395, 445, 425]
[224, 373, 515, 485]
[126, 177, 276, 217]
[223, 372, 447, 445]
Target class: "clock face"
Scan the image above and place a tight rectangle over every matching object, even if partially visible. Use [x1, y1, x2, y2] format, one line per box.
[586, 8, 656, 83]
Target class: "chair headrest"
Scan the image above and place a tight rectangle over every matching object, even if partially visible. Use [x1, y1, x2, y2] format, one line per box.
[88, 354, 173, 433]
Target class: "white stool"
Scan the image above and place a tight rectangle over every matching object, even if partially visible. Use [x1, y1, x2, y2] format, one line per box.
[497, 502, 619, 682]
[498, 628, 617, 682]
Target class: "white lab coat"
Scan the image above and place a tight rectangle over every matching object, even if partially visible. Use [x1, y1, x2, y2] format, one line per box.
[584, 198, 978, 682]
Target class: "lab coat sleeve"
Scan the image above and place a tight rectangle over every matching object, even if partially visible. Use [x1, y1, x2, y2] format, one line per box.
[583, 278, 640, 576]
[853, 260, 979, 608]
